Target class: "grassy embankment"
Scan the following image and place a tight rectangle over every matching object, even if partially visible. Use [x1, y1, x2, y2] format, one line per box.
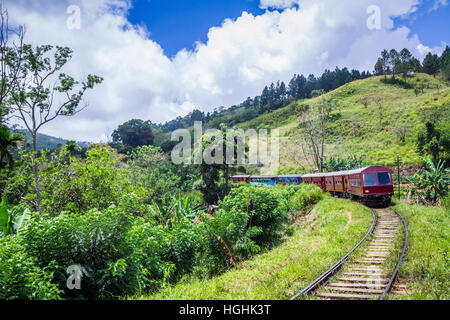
[385, 200, 449, 300]
[135, 195, 373, 300]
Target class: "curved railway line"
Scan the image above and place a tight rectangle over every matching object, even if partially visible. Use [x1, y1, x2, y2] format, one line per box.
[291, 207, 408, 300]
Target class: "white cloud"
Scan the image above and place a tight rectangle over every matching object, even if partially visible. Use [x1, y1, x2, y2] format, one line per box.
[4, 0, 447, 142]
[259, 0, 300, 9]
[429, 0, 448, 12]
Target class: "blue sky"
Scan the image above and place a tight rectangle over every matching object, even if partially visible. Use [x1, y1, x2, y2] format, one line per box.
[128, 0, 265, 57]
[393, 0, 450, 48]
[128, 0, 449, 57]
[7, 0, 449, 141]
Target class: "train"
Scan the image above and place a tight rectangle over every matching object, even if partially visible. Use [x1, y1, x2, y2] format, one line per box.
[232, 165, 394, 207]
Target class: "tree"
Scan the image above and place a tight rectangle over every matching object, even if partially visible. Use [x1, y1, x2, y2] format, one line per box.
[374, 58, 384, 76]
[128, 145, 181, 204]
[299, 97, 334, 172]
[394, 124, 410, 143]
[7, 45, 103, 214]
[196, 124, 247, 204]
[0, 125, 23, 170]
[417, 122, 450, 166]
[388, 49, 400, 80]
[440, 45, 450, 80]
[398, 48, 413, 80]
[410, 57, 422, 73]
[422, 52, 440, 77]
[380, 49, 390, 81]
[112, 119, 154, 153]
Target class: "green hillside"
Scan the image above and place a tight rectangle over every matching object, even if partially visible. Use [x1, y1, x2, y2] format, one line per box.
[14, 129, 91, 151]
[236, 73, 449, 173]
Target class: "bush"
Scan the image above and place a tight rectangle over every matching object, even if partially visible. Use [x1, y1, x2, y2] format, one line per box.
[219, 186, 289, 247]
[199, 186, 291, 274]
[19, 207, 142, 299]
[201, 208, 261, 273]
[164, 220, 204, 277]
[127, 222, 175, 291]
[0, 237, 61, 300]
[288, 184, 323, 213]
[38, 146, 145, 215]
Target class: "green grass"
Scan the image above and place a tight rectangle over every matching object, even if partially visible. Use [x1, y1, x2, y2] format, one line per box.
[134, 195, 373, 300]
[236, 74, 449, 172]
[386, 201, 449, 300]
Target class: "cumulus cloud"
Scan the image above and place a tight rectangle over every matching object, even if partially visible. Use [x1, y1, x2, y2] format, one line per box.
[4, 0, 446, 141]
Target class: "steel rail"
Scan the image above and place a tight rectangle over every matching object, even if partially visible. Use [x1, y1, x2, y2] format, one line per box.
[290, 208, 378, 300]
[379, 208, 408, 300]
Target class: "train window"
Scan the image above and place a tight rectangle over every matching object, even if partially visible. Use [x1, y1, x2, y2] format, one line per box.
[363, 173, 377, 187]
[378, 172, 392, 186]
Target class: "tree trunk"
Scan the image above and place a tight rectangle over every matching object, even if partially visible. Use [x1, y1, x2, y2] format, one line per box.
[32, 133, 42, 214]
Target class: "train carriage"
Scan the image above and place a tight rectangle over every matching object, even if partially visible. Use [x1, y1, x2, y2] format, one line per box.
[250, 175, 278, 187]
[232, 175, 250, 184]
[277, 174, 302, 185]
[302, 173, 326, 190]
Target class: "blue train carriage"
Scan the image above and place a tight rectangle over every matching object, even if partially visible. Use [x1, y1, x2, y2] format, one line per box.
[249, 175, 278, 186]
[276, 174, 303, 185]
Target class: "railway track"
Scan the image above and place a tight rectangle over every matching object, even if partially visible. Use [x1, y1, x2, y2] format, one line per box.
[291, 207, 408, 300]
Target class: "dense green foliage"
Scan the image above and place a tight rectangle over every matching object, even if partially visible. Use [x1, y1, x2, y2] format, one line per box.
[408, 158, 450, 205]
[111, 119, 154, 154]
[38, 146, 145, 216]
[288, 184, 323, 212]
[417, 121, 450, 165]
[322, 155, 366, 172]
[0, 126, 24, 170]
[1, 182, 325, 300]
[19, 207, 142, 299]
[128, 145, 181, 204]
[0, 237, 61, 300]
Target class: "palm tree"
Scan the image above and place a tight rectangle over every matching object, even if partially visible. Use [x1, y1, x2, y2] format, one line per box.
[0, 126, 24, 170]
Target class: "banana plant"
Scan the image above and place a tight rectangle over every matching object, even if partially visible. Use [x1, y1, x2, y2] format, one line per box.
[0, 196, 32, 237]
[150, 195, 204, 228]
[0, 196, 12, 236]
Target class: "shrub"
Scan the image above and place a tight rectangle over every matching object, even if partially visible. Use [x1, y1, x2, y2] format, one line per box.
[164, 220, 204, 277]
[19, 207, 142, 299]
[38, 146, 145, 215]
[219, 186, 289, 247]
[201, 208, 261, 273]
[288, 184, 323, 213]
[0, 237, 61, 300]
[199, 186, 290, 273]
[128, 145, 181, 204]
[127, 222, 175, 291]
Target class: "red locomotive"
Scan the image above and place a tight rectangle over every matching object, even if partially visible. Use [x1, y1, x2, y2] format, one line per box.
[301, 166, 394, 206]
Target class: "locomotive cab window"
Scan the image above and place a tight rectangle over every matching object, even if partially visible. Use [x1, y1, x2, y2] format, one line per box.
[363, 173, 377, 187]
[377, 172, 392, 186]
